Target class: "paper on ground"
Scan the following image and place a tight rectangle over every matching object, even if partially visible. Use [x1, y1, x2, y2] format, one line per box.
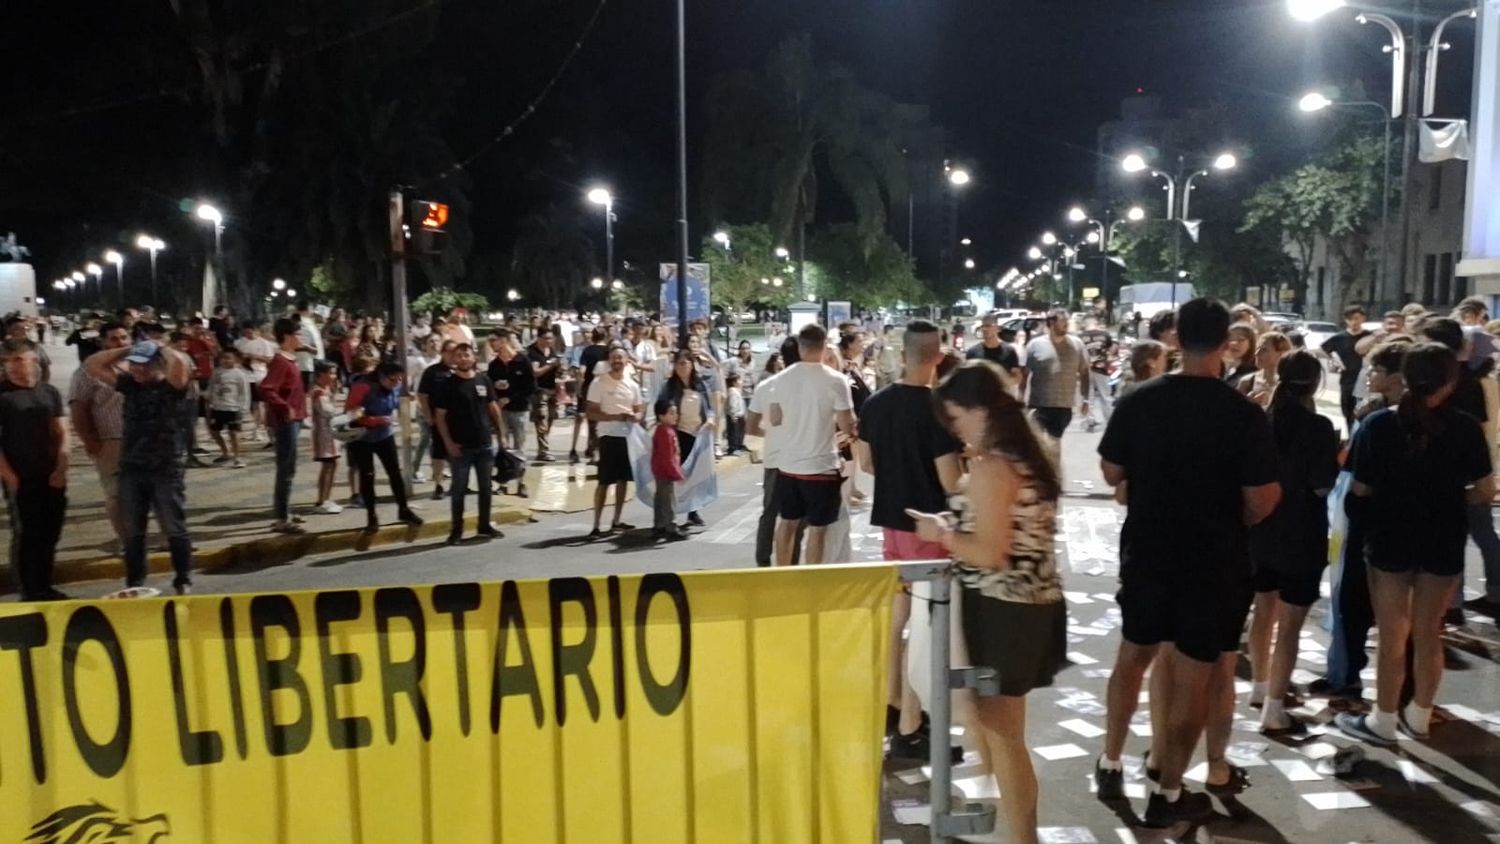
[1059, 718, 1106, 738]
[1271, 758, 1323, 782]
[1302, 791, 1371, 810]
[1067, 651, 1100, 665]
[1034, 743, 1090, 761]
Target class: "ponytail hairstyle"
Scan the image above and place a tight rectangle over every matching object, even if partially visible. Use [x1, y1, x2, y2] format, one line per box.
[1396, 342, 1459, 453]
[934, 360, 1061, 501]
[1267, 349, 1323, 447]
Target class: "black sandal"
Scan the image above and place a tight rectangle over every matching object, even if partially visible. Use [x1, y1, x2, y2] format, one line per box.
[1204, 762, 1251, 795]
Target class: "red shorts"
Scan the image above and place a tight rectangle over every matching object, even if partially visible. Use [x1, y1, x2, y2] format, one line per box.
[882, 528, 948, 562]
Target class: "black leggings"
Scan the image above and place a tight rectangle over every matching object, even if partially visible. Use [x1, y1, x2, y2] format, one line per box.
[350, 437, 408, 519]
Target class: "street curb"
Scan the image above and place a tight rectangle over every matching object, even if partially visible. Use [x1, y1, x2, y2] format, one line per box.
[28, 507, 537, 590]
[24, 451, 757, 590]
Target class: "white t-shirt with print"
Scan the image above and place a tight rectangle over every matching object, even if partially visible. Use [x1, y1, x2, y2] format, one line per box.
[234, 336, 276, 383]
[587, 373, 643, 438]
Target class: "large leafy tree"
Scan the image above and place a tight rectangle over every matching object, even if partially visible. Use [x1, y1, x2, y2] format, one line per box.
[700, 224, 796, 325]
[808, 224, 927, 307]
[701, 34, 929, 252]
[1240, 133, 1387, 312]
[169, 1, 472, 313]
[505, 202, 597, 308]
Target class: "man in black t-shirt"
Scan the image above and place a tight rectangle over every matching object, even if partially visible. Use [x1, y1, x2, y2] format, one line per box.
[1094, 298, 1282, 827]
[434, 343, 504, 545]
[570, 327, 610, 464]
[1319, 305, 1371, 434]
[861, 319, 964, 761]
[417, 341, 457, 498]
[527, 330, 565, 461]
[965, 312, 1021, 379]
[0, 341, 69, 600]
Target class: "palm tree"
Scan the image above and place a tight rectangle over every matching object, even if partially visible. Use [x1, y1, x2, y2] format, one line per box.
[702, 34, 928, 252]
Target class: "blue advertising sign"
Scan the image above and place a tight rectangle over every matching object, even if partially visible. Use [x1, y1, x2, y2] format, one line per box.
[659, 262, 712, 327]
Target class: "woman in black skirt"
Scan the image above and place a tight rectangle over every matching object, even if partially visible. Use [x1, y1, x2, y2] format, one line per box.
[907, 360, 1068, 844]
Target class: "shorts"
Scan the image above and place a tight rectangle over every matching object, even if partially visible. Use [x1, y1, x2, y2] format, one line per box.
[315, 456, 339, 464]
[1251, 563, 1324, 607]
[1118, 570, 1253, 664]
[209, 410, 242, 433]
[596, 435, 633, 486]
[248, 382, 263, 406]
[429, 424, 447, 462]
[882, 528, 947, 562]
[1030, 407, 1072, 439]
[777, 472, 843, 527]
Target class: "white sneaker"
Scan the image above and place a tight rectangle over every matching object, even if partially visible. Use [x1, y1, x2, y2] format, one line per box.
[315, 500, 344, 515]
[231, 459, 246, 469]
[411, 472, 430, 484]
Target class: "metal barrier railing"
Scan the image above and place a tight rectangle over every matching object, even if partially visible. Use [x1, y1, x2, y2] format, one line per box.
[894, 560, 998, 842]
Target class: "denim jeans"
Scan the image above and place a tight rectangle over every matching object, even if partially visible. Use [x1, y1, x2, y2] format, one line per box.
[501, 410, 529, 453]
[1469, 502, 1500, 602]
[273, 421, 302, 522]
[450, 445, 495, 532]
[120, 468, 193, 587]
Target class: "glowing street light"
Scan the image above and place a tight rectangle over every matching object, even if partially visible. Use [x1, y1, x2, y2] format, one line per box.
[712, 231, 730, 247]
[1121, 153, 1148, 173]
[1027, 246, 1044, 261]
[1287, 0, 1345, 23]
[771, 277, 784, 287]
[1068, 207, 1088, 223]
[964, 258, 976, 269]
[774, 246, 790, 259]
[1127, 206, 1146, 222]
[959, 237, 972, 246]
[71, 271, 85, 283]
[585, 187, 616, 287]
[195, 202, 225, 257]
[1041, 231, 1058, 246]
[286, 289, 298, 298]
[272, 278, 286, 291]
[591, 277, 604, 289]
[104, 250, 125, 306]
[135, 234, 165, 305]
[1213, 153, 1238, 171]
[86, 262, 102, 281]
[947, 168, 972, 187]
[611, 280, 624, 291]
[1298, 92, 1334, 113]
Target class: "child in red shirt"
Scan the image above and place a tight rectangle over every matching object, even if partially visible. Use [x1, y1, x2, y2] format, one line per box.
[651, 399, 688, 541]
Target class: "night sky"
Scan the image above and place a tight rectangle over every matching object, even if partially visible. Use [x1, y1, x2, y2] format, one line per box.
[0, 0, 1470, 299]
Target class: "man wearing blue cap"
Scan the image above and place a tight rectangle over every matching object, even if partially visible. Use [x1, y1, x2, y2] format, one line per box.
[86, 338, 197, 594]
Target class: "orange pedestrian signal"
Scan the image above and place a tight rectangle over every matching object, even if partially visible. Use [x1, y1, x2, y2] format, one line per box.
[418, 202, 449, 229]
[411, 200, 450, 255]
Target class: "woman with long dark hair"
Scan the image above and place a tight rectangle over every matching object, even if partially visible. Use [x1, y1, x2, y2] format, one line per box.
[1336, 343, 1495, 746]
[1246, 350, 1340, 735]
[1223, 323, 1258, 386]
[657, 350, 716, 527]
[907, 360, 1067, 844]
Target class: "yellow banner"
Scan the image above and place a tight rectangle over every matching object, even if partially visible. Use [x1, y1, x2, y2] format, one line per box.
[0, 564, 894, 843]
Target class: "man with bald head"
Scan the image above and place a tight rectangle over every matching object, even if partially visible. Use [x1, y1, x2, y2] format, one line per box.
[859, 319, 965, 757]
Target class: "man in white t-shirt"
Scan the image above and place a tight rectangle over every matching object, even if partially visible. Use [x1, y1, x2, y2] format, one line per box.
[764, 324, 854, 566]
[233, 324, 276, 439]
[747, 336, 801, 566]
[586, 347, 644, 537]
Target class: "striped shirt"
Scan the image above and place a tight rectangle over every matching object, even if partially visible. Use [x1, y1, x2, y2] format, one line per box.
[69, 366, 124, 441]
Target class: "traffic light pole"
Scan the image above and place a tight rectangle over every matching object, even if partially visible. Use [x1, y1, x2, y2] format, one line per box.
[389, 188, 416, 483]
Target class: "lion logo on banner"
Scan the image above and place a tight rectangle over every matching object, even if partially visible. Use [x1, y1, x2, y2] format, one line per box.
[25, 802, 170, 843]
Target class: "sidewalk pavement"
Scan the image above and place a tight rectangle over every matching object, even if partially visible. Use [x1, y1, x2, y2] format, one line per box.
[1, 413, 753, 592]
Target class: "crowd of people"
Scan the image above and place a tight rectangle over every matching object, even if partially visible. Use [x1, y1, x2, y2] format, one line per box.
[4, 290, 1500, 840]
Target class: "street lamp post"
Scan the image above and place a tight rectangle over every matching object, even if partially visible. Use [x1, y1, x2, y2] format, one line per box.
[1290, 0, 1480, 309]
[1300, 92, 1393, 310]
[86, 262, 102, 300]
[586, 187, 615, 289]
[104, 250, 124, 308]
[1069, 205, 1145, 321]
[195, 203, 224, 257]
[1122, 152, 1236, 307]
[135, 235, 165, 307]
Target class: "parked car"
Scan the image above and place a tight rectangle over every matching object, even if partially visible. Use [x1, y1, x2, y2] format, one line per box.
[1297, 321, 1340, 351]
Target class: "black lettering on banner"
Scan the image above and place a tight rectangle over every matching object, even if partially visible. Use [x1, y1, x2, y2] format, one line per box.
[250, 595, 313, 757]
[163, 601, 224, 766]
[634, 574, 691, 716]
[219, 598, 248, 760]
[61, 607, 132, 778]
[431, 583, 481, 737]
[315, 591, 372, 751]
[607, 576, 626, 719]
[374, 588, 432, 744]
[490, 580, 543, 731]
[0, 612, 48, 783]
[549, 578, 600, 726]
